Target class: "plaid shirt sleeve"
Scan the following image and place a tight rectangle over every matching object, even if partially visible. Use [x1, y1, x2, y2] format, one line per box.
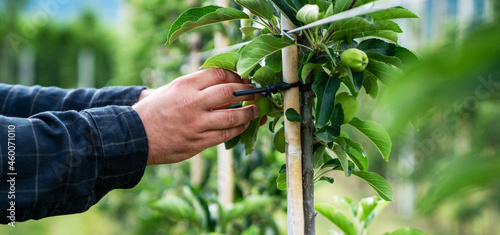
[0, 84, 149, 224]
[0, 84, 146, 117]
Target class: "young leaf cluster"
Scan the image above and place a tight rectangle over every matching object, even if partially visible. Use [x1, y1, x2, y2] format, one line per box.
[315, 196, 428, 235]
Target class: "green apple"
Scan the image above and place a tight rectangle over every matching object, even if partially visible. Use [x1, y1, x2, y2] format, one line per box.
[273, 127, 285, 153]
[340, 48, 369, 72]
[335, 92, 359, 124]
[242, 96, 272, 117]
[297, 4, 320, 24]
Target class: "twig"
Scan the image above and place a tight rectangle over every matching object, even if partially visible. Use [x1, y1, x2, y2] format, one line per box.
[348, 0, 358, 10]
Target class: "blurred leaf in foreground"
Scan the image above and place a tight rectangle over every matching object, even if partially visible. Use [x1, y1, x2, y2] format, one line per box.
[380, 22, 500, 131]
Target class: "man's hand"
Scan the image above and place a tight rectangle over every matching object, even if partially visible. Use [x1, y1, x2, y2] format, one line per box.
[133, 69, 258, 165]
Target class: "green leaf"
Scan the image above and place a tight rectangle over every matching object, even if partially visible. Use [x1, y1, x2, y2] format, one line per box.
[383, 228, 429, 235]
[362, 70, 379, 98]
[352, 170, 393, 201]
[366, 52, 403, 68]
[366, 59, 402, 82]
[225, 134, 241, 149]
[315, 125, 341, 143]
[357, 38, 397, 55]
[270, 0, 301, 26]
[300, 62, 322, 82]
[227, 195, 274, 219]
[240, 26, 260, 36]
[285, 0, 305, 12]
[151, 196, 197, 222]
[312, 73, 341, 128]
[331, 104, 344, 126]
[357, 20, 403, 33]
[357, 39, 419, 65]
[330, 16, 373, 33]
[333, 196, 357, 216]
[322, 158, 341, 169]
[357, 196, 386, 221]
[269, 116, 282, 133]
[276, 168, 286, 190]
[167, 6, 249, 44]
[318, 176, 334, 184]
[265, 51, 283, 72]
[343, 137, 368, 171]
[235, 0, 275, 21]
[237, 35, 295, 77]
[352, 71, 364, 92]
[341, 75, 358, 97]
[201, 52, 240, 71]
[240, 117, 262, 155]
[313, 144, 327, 169]
[241, 195, 274, 213]
[410, 118, 419, 132]
[330, 145, 350, 177]
[358, 30, 399, 42]
[333, 0, 352, 14]
[315, 203, 357, 235]
[348, 117, 392, 161]
[368, 7, 419, 21]
[253, 66, 276, 86]
[181, 186, 208, 228]
[285, 108, 303, 123]
[316, 0, 331, 12]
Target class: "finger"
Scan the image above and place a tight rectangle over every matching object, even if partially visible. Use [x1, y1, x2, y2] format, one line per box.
[198, 83, 257, 108]
[187, 69, 243, 90]
[199, 106, 258, 131]
[211, 103, 232, 110]
[260, 115, 268, 126]
[201, 124, 248, 146]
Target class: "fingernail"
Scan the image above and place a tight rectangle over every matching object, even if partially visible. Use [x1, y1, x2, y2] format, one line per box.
[252, 106, 259, 118]
[244, 122, 249, 129]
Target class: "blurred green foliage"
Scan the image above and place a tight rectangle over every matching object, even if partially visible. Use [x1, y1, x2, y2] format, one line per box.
[0, 2, 115, 87]
[381, 21, 500, 234]
[111, 0, 190, 86]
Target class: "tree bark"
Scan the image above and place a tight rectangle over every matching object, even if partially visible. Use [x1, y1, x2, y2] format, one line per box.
[302, 74, 315, 235]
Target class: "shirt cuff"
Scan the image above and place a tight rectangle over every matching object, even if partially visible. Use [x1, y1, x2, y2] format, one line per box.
[84, 106, 148, 195]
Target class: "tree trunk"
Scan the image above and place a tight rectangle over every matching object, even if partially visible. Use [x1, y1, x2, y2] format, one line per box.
[302, 74, 315, 235]
[282, 15, 304, 235]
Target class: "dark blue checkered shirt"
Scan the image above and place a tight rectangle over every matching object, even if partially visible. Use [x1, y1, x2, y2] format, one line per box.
[0, 84, 148, 223]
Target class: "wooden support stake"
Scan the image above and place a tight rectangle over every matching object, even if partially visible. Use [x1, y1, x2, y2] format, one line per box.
[282, 15, 304, 235]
